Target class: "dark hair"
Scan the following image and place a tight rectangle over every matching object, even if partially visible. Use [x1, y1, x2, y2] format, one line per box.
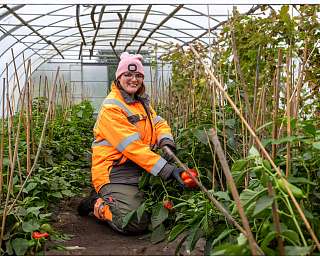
[115, 79, 145, 96]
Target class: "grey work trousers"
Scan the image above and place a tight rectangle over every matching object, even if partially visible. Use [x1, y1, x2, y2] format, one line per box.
[98, 184, 149, 235]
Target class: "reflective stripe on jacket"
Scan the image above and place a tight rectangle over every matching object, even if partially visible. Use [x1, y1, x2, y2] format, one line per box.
[92, 82, 174, 192]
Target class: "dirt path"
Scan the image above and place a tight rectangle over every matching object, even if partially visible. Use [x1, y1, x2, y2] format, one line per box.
[46, 196, 204, 256]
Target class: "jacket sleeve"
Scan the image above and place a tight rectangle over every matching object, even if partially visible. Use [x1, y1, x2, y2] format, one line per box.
[95, 105, 167, 176]
[150, 106, 174, 146]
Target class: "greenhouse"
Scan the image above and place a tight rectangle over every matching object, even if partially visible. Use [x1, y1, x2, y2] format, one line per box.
[0, 2, 319, 255]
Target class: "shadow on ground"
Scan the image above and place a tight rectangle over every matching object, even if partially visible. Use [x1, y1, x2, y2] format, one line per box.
[46, 196, 204, 255]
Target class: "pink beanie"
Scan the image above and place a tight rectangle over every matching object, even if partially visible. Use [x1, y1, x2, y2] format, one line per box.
[116, 52, 144, 79]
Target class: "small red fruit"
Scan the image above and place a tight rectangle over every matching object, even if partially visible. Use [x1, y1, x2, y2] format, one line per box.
[180, 169, 198, 188]
[183, 178, 197, 188]
[32, 231, 49, 239]
[163, 200, 174, 210]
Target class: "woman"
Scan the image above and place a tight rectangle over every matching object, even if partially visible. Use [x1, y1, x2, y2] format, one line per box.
[78, 52, 184, 234]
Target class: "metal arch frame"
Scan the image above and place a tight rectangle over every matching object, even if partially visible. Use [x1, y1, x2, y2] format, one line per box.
[0, 3, 212, 68]
[3, 5, 64, 59]
[137, 4, 184, 53]
[0, 4, 25, 20]
[90, 5, 106, 57]
[5, 17, 205, 62]
[76, 4, 86, 45]
[2, 30, 163, 83]
[124, 4, 152, 52]
[112, 5, 131, 48]
[0, 4, 211, 53]
[0, 5, 73, 42]
[0, 3, 263, 87]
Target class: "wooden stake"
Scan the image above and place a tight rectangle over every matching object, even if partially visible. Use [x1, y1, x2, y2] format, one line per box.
[267, 181, 285, 256]
[190, 44, 320, 251]
[208, 128, 259, 256]
[163, 145, 264, 255]
[272, 49, 282, 160]
[285, 51, 291, 178]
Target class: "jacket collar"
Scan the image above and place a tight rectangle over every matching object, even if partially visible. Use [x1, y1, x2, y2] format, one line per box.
[112, 82, 150, 107]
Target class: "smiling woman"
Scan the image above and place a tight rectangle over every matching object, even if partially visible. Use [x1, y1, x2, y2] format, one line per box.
[117, 52, 145, 95]
[78, 51, 185, 235]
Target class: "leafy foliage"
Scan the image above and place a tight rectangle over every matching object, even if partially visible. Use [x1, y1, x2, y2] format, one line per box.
[0, 99, 94, 255]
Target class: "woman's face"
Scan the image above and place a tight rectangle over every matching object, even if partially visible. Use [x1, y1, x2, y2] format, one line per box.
[118, 72, 144, 95]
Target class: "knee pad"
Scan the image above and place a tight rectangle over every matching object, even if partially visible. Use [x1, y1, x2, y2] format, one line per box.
[93, 198, 113, 221]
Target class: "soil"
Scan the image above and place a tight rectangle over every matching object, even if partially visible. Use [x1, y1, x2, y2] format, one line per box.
[45, 195, 205, 256]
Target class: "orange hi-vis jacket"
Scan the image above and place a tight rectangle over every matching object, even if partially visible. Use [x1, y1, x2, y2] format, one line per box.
[91, 82, 174, 192]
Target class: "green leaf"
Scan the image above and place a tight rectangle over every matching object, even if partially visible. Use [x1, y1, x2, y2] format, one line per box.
[168, 223, 188, 242]
[231, 159, 248, 173]
[22, 219, 40, 232]
[270, 136, 297, 145]
[136, 202, 146, 223]
[194, 129, 209, 145]
[237, 233, 247, 246]
[151, 223, 165, 244]
[285, 246, 312, 256]
[23, 182, 37, 193]
[312, 141, 320, 150]
[225, 119, 236, 128]
[212, 229, 234, 247]
[5, 240, 13, 255]
[61, 190, 75, 197]
[249, 146, 260, 157]
[12, 238, 29, 255]
[280, 5, 289, 18]
[151, 204, 168, 229]
[281, 230, 300, 245]
[253, 195, 273, 217]
[288, 177, 316, 186]
[121, 210, 136, 229]
[256, 121, 273, 132]
[51, 191, 63, 198]
[185, 221, 203, 253]
[211, 191, 231, 202]
[26, 206, 43, 217]
[302, 123, 316, 136]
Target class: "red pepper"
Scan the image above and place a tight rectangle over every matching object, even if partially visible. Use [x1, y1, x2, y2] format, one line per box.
[180, 169, 198, 188]
[32, 231, 49, 239]
[163, 200, 174, 210]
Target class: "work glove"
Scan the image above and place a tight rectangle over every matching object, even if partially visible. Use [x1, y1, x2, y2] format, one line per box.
[159, 138, 176, 163]
[158, 163, 184, 187]
[171, 167, 185, 186]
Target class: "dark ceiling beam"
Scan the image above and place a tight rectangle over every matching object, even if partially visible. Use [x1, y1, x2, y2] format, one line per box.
[137, 4, 183, 53]
[90, 5, 97, 29]
[76, 5, 86, 45]
[90, 5, 106, 58]
[0, 4, 25, 20]
[2, 4, 64, 59]
[124, 4, 151, 52]
[78, 41, 83, 60]
[112, 5, 131, 48]
[186, 4, 261, 46]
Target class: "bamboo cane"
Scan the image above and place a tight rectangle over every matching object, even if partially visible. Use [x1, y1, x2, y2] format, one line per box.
[285, 51, 291, 178]
[230, 26, 253, 126]
[0, 86, 27, 244]
[6, 67, 60, 217]
[26, 60, 31, 175]
[267, 181, 285, 256]
[163, 145, 264, 255]
[11, 48, 21, 95]
[0, 78, 6, 203]
[272, 49, 282, 160]
[208, 128, 259, 256]
[190, 44, 320, 251]
[5, 65, 13, 190]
